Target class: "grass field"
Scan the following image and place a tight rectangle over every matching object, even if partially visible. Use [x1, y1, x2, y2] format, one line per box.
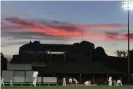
[1, 86, 133, 89]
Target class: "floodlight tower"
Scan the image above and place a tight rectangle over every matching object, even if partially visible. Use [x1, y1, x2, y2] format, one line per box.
[122, 0, 133, 82]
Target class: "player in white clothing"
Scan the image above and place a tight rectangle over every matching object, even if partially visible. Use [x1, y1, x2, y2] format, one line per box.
[116, 79, 122, 86]
[84, 81, 89, 86]
[10, 80, 13, 86]
[62, 77, 66, 86]
[73, 78, 78, 86]
[69, 77, 72, 86]
[84, 80, 91, 86]
[108, 76, 112, 86]
[32, 71, 39, 86]
[0, 77, 4, 86]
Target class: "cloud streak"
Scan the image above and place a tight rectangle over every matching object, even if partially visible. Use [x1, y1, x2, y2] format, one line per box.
[2, 17, 132, 41]
[79, 24, 126, 30]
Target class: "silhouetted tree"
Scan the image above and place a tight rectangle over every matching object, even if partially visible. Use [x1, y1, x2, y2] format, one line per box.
[72, 43, 80, 53]
[93, 46, 107, 62]
[79, 41, 95, 61]
[95, 47, 106, 55]
[116, 50, 122, 57]
[115, 50, 127, 58]
[121, 50, 127, 58]
[1, 52, 7, 70]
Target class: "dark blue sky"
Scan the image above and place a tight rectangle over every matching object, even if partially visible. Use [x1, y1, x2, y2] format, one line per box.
[2, 1, 128, 24]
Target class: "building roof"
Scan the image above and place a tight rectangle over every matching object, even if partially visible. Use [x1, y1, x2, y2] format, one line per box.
[19, 41, 94, 52]
[19, 42, 72, 52]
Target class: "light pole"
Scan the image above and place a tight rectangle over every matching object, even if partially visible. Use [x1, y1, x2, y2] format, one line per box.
[122, 0, 133, 82]
[81, 27, 83, 42]
[29, 29, 31, 42]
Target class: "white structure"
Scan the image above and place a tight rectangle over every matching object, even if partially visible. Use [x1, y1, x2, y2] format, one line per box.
[43, 77, 57, 84]
[2, 71, 14, 83]
[25, 71, 34, 83]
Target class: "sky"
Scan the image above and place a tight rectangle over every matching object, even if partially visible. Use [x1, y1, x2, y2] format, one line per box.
[1, 1, 133, 59]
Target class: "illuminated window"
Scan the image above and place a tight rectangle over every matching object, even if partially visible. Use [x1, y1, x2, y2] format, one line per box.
[47, 51, 65, 54]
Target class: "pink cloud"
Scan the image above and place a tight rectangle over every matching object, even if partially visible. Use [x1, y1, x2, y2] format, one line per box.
[2, 17, 132, 41]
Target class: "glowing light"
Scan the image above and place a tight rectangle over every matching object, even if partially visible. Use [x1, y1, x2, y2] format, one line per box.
[122, 0, 133, 11]
[47, 51, 65, 54]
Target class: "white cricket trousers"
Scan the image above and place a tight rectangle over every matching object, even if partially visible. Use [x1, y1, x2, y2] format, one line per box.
[63, 81, 66, 86]
[0, 81, 4, 86]
[109, 81, 112, 86]
[33, 77, 37, 86]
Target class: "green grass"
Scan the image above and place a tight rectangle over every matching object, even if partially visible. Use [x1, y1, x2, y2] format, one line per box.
[2, 86, 133, 89]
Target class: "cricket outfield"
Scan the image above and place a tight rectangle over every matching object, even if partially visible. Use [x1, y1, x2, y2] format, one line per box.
[1, 86, 133, 89]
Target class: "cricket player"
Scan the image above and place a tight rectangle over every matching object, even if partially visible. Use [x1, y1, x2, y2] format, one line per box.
[10, 80, 13, 86]
[108, 76, 112, 86]
[116, 79, 122, 86]
[62, 77, 66, 86]
[69, 77, 72, 86]
[73, 78, 78, 86]
[84, 81, 89, 86]
[84, 80, 91, 86]
[0, 77, 4, 86]
[1, 78, 4, 86]
[32, 71, 39, 86]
